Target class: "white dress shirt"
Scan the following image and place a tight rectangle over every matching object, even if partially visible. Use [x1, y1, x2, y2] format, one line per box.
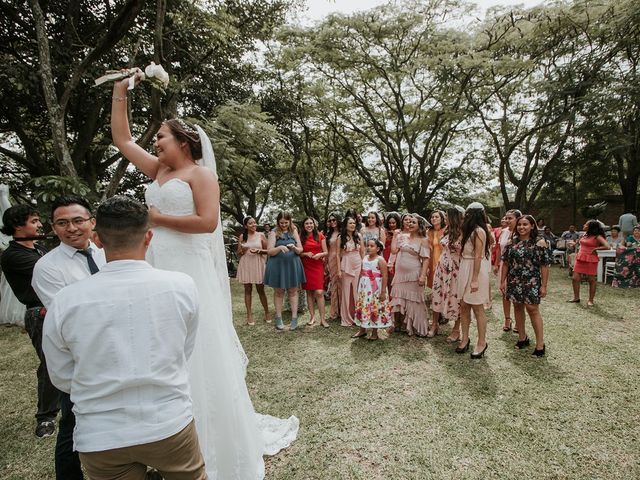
[42, 260, 199, 452]
[32, 241, 107, 309]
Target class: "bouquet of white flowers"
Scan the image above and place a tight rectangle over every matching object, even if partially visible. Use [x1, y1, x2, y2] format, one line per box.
[94, 62, 169, 93]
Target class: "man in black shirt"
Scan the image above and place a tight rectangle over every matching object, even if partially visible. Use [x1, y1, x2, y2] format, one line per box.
[1, 204, 59, 438]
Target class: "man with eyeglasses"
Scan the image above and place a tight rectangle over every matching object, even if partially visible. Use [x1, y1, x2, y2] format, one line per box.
[32, 195, 106, 480]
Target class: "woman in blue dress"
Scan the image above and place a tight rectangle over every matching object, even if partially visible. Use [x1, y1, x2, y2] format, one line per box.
[264, 211, 306, 330]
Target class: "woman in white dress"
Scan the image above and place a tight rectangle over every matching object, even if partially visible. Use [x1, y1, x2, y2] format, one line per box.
[111, 77, 298, 479]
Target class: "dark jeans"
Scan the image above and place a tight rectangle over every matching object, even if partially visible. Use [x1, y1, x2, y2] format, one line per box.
[56, 392, 83, 479]
[24, 307, 60, 423]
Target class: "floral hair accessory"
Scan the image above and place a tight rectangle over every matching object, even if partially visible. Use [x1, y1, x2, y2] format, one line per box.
[176, 118, 198, 136]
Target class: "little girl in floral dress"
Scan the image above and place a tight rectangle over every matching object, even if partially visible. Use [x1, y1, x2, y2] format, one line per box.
[353, 239, 393, 340]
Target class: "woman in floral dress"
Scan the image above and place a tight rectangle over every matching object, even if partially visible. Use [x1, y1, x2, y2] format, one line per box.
[353, 239, 393, 340]
[500, 215, 551, 357]
[428, 206, 464, 341]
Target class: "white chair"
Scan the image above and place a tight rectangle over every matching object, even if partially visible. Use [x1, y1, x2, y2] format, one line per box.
[604, 261, 616, 284]
[552, 238, 566, 267]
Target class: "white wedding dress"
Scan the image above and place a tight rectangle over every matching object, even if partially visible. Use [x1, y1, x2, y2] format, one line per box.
[145, 178, 298, 479]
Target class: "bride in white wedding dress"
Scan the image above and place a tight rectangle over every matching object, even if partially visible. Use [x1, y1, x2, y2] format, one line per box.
[111, 78, 298, 479]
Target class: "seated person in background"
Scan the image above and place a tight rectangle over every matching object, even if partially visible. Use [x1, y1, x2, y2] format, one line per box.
[607, 226, 624, 249]
[623, 225, 640, 247]
[43, 196, 205, 480]
[541, 226, 557, 250]
[561, 225, 580, 243]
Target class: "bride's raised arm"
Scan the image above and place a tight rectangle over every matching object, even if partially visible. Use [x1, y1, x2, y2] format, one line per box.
[111, 76, 161, 179]
[149, 169, 220, 234]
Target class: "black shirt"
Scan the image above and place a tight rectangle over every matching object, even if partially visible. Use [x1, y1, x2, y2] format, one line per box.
[0, 240, 47, 309]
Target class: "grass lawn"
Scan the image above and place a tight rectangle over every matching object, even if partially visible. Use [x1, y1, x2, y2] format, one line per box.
[1, 267, 639, 479]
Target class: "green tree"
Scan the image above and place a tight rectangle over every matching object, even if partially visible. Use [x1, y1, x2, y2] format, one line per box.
[276, 0, 480, 216]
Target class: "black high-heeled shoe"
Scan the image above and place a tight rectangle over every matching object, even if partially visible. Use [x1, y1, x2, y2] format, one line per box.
[532, 344, 546, 357]
[514, 336, 530, 350]
[470, 343, 488, 359]
[455, 340, 470, 354]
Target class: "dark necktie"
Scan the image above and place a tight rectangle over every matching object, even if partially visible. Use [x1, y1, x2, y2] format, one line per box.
[77, 248, 100, 275]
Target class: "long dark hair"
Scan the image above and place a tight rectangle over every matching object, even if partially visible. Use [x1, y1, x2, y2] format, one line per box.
[413, 214, 430, 237]
[241, 216, 254, 241]
[585, 219, 605, 238]
[513, 215, 539, 243]
[344, 208, 363, 231]
[444, 207, 464, 243]
[384, 212, 401, 232]
[461, 208, 491, 259]
[300, 217, 320, 244]
[340, 216, 361, 250]
[324, 212, 341, 237]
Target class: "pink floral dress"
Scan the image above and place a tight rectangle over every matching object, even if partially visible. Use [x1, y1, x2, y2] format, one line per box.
[430, 234, 462, 321]
[354, 256, 393, 329]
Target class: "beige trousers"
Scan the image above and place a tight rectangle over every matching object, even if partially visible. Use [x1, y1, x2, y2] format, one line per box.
[79, 420, 206, 480]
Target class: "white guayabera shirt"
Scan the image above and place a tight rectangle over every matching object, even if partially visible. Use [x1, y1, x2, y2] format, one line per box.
[42, 260, 200, 452]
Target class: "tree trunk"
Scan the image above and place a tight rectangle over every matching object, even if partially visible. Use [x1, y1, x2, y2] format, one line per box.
[29, 0, 77, 177]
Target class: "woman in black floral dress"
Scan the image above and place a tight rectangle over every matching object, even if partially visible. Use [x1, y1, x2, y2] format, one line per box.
[500, 215, 551, 357]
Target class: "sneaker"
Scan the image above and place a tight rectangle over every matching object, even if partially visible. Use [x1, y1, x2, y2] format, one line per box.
[290, 318, 298, 331]
[35, 420, 55, 438]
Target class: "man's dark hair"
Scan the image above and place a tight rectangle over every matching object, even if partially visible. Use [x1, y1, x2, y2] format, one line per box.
[1, 204, 39, 236]
[50, 195, 93, 219]
[95, 196, 148, 250]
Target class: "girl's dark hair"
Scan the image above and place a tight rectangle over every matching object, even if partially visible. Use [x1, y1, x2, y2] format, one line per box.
[164, 119, 202, 160]
[513, 215, 539, 243]
[585, 219, 605, 238]
[444, 207, 464, 242]
[324, 212, 342, 236]
[275, 211, 294, 238]
[366, 211, 381, 228]
[300, 217, 319, 244]
[461, 207, 491, 259]
[367, 238, 384, 255]
[340, 216, 361, 250]
[384, 212, 401, 231]
[430, 210, 446, 229]
[344, 209, 362, 231]
[241, 216, 254, 241]
[1, 204, 39, 236]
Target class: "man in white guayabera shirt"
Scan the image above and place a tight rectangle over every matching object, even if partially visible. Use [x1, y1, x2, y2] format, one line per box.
[43, 196, 205, 479]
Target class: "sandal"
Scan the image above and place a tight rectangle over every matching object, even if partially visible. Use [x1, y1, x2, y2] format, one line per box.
[426, 327, 438, 338]
[502, 318, 512, 332]
[351, 331, 367, 339]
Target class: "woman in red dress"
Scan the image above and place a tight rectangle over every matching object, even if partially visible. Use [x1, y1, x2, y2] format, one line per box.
[300, 217, 329, 327]
[569, 220, 609, 306]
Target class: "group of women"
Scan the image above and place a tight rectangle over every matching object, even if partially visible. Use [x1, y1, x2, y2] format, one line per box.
[236, 203, 554, 358]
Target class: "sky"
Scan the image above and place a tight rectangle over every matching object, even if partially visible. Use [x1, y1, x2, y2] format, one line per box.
[299, 0, 545, 22]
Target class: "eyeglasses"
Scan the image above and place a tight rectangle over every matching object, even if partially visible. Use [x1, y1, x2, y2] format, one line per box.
[52, 217, 92, 228]
[329, 219, 337, 223]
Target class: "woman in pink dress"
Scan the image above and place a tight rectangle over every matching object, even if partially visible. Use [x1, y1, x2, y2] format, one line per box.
[337, 216, 364, 326]
[457, 203, 491, 359]
[389, 214, 431, 337]
[325, 213, 342, 321]
[236, 216, 270, 325]
[300, 217, 328, 327]
[428, 206, 464, 340]
[569, 220, 609, 306]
